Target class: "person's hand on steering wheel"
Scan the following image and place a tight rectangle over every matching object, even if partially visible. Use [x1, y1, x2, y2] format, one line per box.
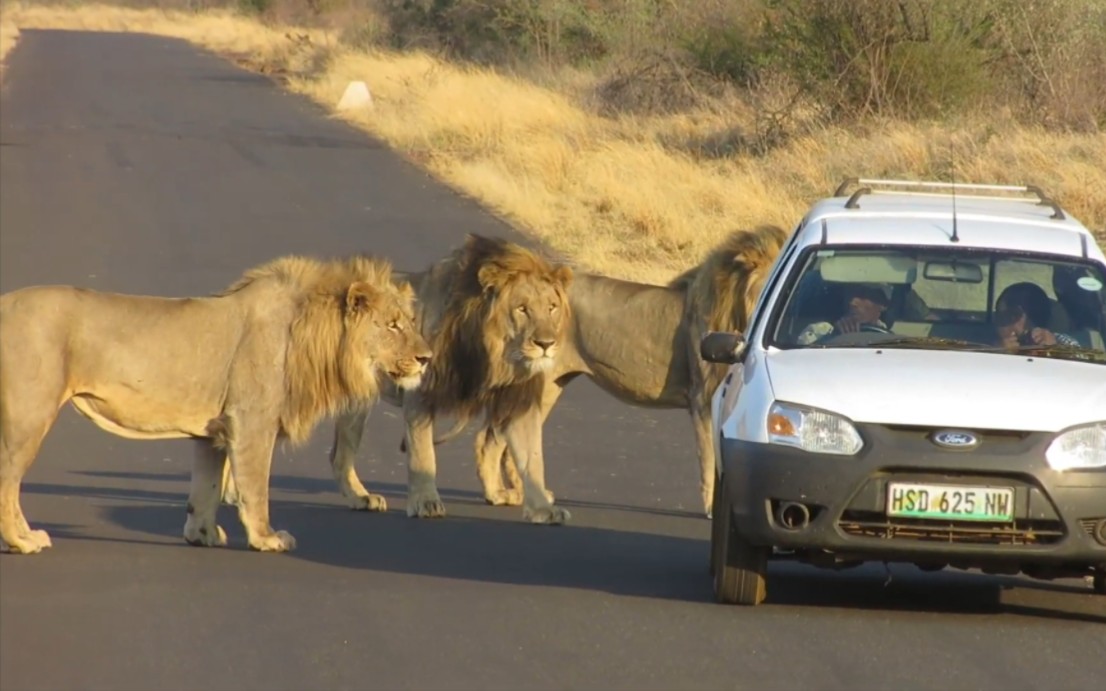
[834, 315, 863, 333]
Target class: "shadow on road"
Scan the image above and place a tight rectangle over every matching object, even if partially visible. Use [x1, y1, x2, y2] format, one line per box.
[20, 474, 1105, 624]
[72, 469, 706, 520]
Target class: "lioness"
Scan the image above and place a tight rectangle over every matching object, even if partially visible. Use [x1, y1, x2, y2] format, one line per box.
[224, 234, 576, 524]
[0, 254, 431, 554]
[473, 225, 790, 517]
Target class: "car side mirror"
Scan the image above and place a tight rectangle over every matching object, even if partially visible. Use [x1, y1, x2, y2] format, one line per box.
[700, 331, 747, 365]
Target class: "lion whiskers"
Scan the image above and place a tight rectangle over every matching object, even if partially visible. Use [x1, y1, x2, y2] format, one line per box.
[525, 355, 555, 374]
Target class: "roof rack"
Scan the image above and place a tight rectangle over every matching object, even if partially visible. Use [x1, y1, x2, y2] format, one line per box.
[833, 177, 1066, 220]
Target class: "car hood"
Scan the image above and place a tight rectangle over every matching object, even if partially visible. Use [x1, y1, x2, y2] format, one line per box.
[765, 348, 1106, 432]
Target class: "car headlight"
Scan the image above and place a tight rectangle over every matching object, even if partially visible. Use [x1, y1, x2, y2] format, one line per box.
[1046, 422, 1106, 471]
[766, 401, 863, 455]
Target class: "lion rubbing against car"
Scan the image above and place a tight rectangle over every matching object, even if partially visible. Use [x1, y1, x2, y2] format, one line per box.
[0, 254, 431, 554]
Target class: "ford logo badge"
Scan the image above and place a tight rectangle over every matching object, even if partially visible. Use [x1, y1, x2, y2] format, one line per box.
[930, 430, 980, 450]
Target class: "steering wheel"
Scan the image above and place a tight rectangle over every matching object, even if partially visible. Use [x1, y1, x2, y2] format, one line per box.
[859, 323, 893, 335]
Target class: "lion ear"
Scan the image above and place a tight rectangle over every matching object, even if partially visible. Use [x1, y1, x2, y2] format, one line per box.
[346, 281, 380, 315]
[552, 264, 574, 288]
[477, 263, 512, 292]
[396, 280, 416, 303]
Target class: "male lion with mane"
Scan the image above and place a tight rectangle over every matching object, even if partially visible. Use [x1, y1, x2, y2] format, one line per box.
[223, 234, 576, 524]
[471, 225, 790, 517]
[0, 254, 431, 554]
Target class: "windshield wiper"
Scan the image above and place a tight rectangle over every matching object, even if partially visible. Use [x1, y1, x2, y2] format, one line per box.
[1008, 343, 1106, 362]
[811, 336, 999, 351]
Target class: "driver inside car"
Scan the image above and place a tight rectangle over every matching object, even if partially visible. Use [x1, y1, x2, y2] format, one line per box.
[796, 281, 892, 345]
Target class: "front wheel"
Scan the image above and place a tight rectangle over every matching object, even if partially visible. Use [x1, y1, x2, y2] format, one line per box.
[711, 473, 769, 605]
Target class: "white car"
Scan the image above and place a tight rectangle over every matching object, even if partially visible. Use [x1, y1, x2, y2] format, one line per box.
[701, 178, 1106, 606]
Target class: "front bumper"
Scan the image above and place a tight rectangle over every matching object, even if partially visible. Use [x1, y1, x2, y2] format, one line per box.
[721, 423, 1106, 573]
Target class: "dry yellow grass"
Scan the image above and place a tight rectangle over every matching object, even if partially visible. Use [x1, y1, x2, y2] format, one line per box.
[0, 11, 18, 81]
[1, 2, 1103, 283]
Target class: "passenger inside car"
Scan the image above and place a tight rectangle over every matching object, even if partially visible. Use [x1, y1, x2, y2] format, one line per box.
[1050, 265, 1106, 349]
[994, 282, 1081, 348]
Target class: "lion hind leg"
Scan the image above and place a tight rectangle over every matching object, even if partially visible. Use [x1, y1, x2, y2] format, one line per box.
[475, 424, 520, 506]
[330, 411, 386, 512]
[183, 438, 229, 548]
[0, 395, 62, 554]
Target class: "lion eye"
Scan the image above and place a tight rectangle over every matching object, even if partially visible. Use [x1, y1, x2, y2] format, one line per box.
[388, 320, 401, 332]
[516, 305, 529, 315]
[549, 303, 558, 313]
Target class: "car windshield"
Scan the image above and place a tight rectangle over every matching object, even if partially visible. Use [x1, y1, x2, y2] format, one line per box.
[768, 246, 1106, 363]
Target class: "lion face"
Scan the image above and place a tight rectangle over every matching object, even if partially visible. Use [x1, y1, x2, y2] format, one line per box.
[478, 262, 573, 376]
[343, 280, 431, 392]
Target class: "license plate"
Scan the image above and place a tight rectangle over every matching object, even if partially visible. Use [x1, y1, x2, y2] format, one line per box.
[886, 482, 1015, 522]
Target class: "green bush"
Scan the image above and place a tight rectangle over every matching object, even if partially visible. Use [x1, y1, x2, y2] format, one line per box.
[753, 0, 994, 119]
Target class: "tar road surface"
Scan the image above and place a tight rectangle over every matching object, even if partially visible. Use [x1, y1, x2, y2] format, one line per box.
[1, 29, 1103, 691]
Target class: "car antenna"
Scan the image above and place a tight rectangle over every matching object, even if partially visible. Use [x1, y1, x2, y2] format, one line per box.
[949, 142, 960, 243]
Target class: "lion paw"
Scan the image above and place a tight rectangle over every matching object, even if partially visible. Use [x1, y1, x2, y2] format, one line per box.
[522, 505, 571, 525]
[249, 530, 296, 553]
[28, 529, 53, 550]
[0, 529, 53, 554]
[486, 487, 555, 506]
[407, 488, 447, 518]
[183, 519, 228, 547]
[347, 492, 388, 512]
[485, 488, 523, 506]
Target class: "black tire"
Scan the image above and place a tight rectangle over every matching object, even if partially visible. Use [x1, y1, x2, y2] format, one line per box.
[712, 473, 769, 606]
[1094, 571, 1105, 595]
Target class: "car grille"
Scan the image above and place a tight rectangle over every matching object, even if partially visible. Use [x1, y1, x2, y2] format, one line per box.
[838, 511, 1065, 545]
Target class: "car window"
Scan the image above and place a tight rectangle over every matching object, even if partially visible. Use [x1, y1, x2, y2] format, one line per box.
[769, 246, 1106, 362]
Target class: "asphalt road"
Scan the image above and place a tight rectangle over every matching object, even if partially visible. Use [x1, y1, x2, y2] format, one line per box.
[1, 29, 1103, 691]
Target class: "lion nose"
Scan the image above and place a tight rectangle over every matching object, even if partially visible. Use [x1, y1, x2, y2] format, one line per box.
[533, 338, 555, 351]
[416, 354, 431, 366]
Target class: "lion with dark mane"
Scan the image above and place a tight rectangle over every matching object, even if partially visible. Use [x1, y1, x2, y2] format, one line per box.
[473, 224, 790, 517]
[225, 234, 577, 524]
[1, 254, 430, 554]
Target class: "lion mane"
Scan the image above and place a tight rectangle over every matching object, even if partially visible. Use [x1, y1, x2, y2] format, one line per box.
[670, 223, 792, 395]
[0, 253, 430, 555]
[420, 233, 572, 427]
[218, 255, 408, 444]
